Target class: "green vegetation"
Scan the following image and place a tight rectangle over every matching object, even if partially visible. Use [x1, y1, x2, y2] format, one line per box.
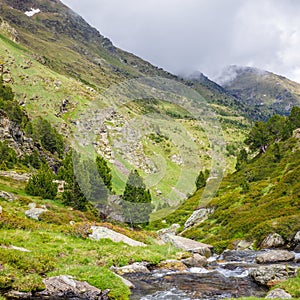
[25, 163, 58, 200]
[0, 142, 17, 170]
[96, 155, 112, 191]
[195, 169, 209, 189]
[122, 170, 153, 227]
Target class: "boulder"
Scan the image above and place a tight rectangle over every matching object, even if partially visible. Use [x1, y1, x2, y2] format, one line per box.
[5, 275, 110, 299]
[260, 233, 285, 249]
[294, 231, 300, 243]
[25, 203, 47, 221]
[256, 250, 295, 264]
[181, 253, 208, 267]
[265, 288, 292, 299]
[89, 226, 146, 247]
[294, 244, 300, 253]
[184, 208, 214, 229]
[114, 274, 135, 289]
[156, 260, 187, 271]
[0, 190, 18, 202]
[159, 233, 213, 257]
[250, 265, 298, 286]
[233, 240, 253, 251]
[110, 262, 150, 275]
[157, 224, 180, 236]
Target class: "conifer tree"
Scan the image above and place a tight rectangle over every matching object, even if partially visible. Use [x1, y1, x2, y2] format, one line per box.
[25, 163, 57, 199]
[121, 170, 153, 227]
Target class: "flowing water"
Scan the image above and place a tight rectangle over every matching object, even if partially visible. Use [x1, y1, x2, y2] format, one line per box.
[126, 250, 299, 300]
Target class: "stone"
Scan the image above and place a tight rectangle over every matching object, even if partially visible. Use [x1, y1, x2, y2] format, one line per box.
[256, 250, 295, 264]
[250, 265, 298, 286]
[184, 208, 214, 229]
[181, 253, 208, 267]
[110, 262, 150, 275]
[294, 231, 300, 243]
[159, 233, 213, 257]
[0, 206, 2, 214]
[260, 233, 285, 249]
[0, 190, 18, 202]
[294, 244, 300, 253]
[114, 274, 135, 289]
[5, 275, 109, 299]
[25, 203, 47, 221]
[89, 226, 146, 247]
[265, 288, 292, 299]
[233, 240, 254, 250]
[157, 260, 187, 271]
[157, 224, 180, 236]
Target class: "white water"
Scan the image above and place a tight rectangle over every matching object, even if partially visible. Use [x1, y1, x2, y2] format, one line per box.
[141, 288, 192, 300]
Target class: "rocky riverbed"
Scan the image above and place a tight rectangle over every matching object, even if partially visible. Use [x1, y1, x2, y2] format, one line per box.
[123, 250, 300, 300]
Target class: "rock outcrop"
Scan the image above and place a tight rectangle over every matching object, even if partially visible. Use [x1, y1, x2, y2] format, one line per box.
[89, 226, 146, 247]
[184, 208, 214, 229]
[256, 250, 295, 264]
[5, 275, 109, 299]
[260, 233, 285, 249]
[181, 253, 208, 267]
[0, 190, 18, 202]
[250, 265, 298, 286]
[265, 288, 292, 299]
[25, 203, 47, 221]
[159, 233, 213, 257]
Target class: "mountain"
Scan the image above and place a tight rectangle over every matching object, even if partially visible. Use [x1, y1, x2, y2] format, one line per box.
[0, 0, 252, 204]
[218, 65, 300, 119]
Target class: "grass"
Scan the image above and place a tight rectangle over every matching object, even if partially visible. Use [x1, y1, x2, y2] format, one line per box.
[0, 176, 181, 299]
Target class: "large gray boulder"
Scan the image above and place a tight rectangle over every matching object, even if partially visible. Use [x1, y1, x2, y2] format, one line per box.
[181, 253, 208, 267]
[250, 265, 298, 286]
[157, 224, 180, 236]
[260, 233, 285, 249]
[184, 208, 214, 229]
[256, 250, 295, 264]
[159, 233, 213, 257]
[25, 203, 47, 220]
[265, 288, 292, 299]
[5, 275, 109, 299]
[89, 226, 146, 247]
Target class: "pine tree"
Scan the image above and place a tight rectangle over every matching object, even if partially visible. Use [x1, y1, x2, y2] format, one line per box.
[58, 151, 89, 211]
[121, 170, 153, 227]
[96, 156, 112, 191]
[195, 169, 209, 189]
[236, 149, 248, 171]
[25, 163, 57, 199]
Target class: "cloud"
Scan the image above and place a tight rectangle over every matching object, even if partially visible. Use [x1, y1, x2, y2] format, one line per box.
[61, 0, 300, 83]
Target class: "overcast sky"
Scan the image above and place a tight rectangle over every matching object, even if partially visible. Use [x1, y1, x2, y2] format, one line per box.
[61, 0, 300, 83]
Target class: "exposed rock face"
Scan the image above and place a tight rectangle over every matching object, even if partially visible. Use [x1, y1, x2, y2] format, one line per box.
[110, 262, 150, 275]
[250, 265, 298, 286]
[5, 275, 109, 299]
[184, 208, 214, 229]
[181, 253, 207, 267]
[0, 171, 30, 182]
[256, 250, 295, 264]
[157, 224, 180, 236]
[89, 226, 146, 247]
[25, 203, 47, 220]
[265, 288, 292, 299]
[0, 190, 18, 202]
[260, 233, 285, 249]
[159, 233, 213, 257]
[156, 260, 187, 271]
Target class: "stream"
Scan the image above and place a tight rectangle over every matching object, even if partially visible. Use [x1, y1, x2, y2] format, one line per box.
[126, 250, 300, 300]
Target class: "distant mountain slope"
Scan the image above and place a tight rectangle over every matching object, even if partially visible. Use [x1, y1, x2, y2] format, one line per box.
[218, 65, 300, 119]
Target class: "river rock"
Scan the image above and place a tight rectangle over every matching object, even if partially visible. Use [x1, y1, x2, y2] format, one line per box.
[294, 244, 300, 253]
[256, 250, 295, 264]
[114, 274, 135, 289]
[233, 240, 254, 250]
[157, 260, 187, 271]
[89, 226, 146, 247]
[25, 203, 47, 220]
[294, 231, 300, 243]
[159, 233, 213, 257]
[0, 190, 18, 202]
[157, 224, 180, 236]
[181, 253, 207, 267]
[260, 233, 285, 249]
[184, 208, 214, 229]
[250, 265, 298, 286]
[265, 288, 292, 299]
[110, 262, 150, 275]
[5, 275, 109, 299]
